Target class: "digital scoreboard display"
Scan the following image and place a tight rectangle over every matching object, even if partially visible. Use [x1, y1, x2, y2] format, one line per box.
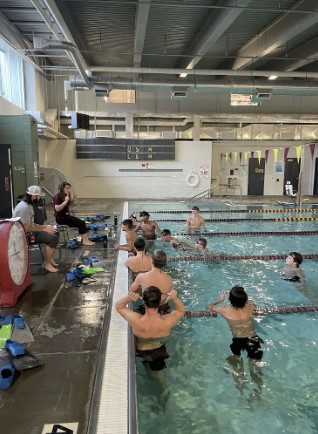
[76, 138, 175, 160]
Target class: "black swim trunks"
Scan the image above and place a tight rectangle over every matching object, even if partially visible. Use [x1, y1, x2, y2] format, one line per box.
[136, 344, 169, 371]
[230, 335, 264, 360]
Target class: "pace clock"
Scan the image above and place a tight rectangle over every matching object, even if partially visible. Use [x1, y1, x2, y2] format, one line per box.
[0, 220, 32, 307]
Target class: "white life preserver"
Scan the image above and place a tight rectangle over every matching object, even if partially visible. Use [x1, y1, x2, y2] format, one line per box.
[186, 171, 200, 187]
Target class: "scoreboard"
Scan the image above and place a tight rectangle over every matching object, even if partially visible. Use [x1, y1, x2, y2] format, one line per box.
[76, 138, 175, 160]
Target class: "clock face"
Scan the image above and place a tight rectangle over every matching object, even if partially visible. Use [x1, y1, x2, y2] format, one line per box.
[8, 222, 28, 285]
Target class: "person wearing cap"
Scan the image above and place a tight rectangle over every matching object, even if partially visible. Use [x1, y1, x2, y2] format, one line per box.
[116, 286, 185, 410]
[186, 206, 205, 233]
[134, 211, 161, 240]
[13, 185, 59, 273]
[128, 249, 173, 313]
[53, 181, 94, 246]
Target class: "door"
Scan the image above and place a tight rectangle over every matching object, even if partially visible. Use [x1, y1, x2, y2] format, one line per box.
[248, 158, 265, 195]
[0, 145, 13, 218]
[283, 158, 300, 195]
[313, 158, 318, 196]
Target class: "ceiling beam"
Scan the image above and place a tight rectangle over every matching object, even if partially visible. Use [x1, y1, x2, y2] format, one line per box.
[232, 0, 318, 70]
[133, 0, 151, 67]
[265, 36, 318, 72]
[178, 0, 253, 70]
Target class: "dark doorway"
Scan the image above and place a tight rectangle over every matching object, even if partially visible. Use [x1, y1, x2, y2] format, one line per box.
[284, 158, 300, 195]
[314, 158, 318, 196]
[0, 145, 13, 218]
[248, 158, 265, 195]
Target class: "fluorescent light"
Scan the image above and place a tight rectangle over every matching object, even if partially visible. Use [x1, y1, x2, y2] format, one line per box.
[268, 75, 277, 80]
[179, 73, 188, 78]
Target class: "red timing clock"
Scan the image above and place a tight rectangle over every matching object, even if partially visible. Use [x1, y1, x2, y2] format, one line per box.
[0, 220, 32, 307]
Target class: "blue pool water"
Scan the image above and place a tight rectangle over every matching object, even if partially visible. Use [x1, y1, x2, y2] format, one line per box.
[129, 202, 318, 434]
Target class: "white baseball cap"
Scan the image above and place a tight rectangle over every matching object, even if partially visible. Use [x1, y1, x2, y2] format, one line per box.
[26, 185, 44, 196]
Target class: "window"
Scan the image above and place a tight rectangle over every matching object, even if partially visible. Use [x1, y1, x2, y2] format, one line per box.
[0, 38, 25, 109]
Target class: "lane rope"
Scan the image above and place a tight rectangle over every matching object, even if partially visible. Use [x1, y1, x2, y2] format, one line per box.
[184, 304, 318, 318]
[169, 230, 318, 237]
[153, 208, 318, 214]
[167, 253, 318, 263]
[156, 217, 318, 222]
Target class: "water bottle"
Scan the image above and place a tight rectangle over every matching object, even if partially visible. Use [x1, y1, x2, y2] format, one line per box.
[103, 235, 108, 248]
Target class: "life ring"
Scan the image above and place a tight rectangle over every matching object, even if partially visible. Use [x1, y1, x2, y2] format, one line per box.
[186, 171, 200, 187]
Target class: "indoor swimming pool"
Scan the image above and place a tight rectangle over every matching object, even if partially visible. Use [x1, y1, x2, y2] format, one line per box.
[129, 201, 318, 434]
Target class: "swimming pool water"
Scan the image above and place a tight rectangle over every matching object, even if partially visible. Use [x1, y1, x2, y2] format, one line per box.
[129, 202, 318, 434]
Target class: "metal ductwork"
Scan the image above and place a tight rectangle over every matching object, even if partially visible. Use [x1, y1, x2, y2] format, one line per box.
[69, 75, 318, 95]
[43, 41, 90, 86]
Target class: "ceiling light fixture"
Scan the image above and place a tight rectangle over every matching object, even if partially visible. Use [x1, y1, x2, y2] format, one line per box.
[179, 73, 188, 78]
[268, 75, 278, 80]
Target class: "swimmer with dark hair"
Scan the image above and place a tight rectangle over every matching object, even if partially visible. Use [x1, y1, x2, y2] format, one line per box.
[115, 287, 185, 411]
[124, 238, 152, 277]
[207, 286, 264, 397]
[207, 286, 264, 361]
[129, 249, 173, 313]
[114, 219, 137, 252]
[135, 211, 161, 239]
[160, 229, 192, 250]
[281, 252, 305, 283]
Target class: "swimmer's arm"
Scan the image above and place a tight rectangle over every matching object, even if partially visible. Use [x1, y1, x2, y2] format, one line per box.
[206, 290, 227, 310]
[133, 222, 142, 232]
[167, 290, 186, 320]
[124, 258, 131, 268]
[129, 276, 142, 293]
[154, 221, 161, 236]
[114, 243, 129, 251]
[116, 293, 142, 321]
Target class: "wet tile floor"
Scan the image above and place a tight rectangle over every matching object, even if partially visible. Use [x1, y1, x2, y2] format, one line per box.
[0, 199, 123, 434]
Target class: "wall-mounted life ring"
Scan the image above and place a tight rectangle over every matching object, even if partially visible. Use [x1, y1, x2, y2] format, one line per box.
[186, 171, 200, 187]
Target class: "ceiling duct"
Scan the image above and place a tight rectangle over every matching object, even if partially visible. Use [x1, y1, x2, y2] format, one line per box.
[69, 76, 318, 95]
[43, 41, 90, 86]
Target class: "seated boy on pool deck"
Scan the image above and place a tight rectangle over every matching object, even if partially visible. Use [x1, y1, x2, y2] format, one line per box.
[281, 252, 305, 283]
[206, 286, 264, 361]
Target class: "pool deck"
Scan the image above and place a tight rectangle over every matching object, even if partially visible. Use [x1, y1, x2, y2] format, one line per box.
[0, 199, 123, 434]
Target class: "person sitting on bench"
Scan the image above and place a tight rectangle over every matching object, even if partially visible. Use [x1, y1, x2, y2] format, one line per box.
[53, 182, 94, 246]
[13, 185, 59, 273]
